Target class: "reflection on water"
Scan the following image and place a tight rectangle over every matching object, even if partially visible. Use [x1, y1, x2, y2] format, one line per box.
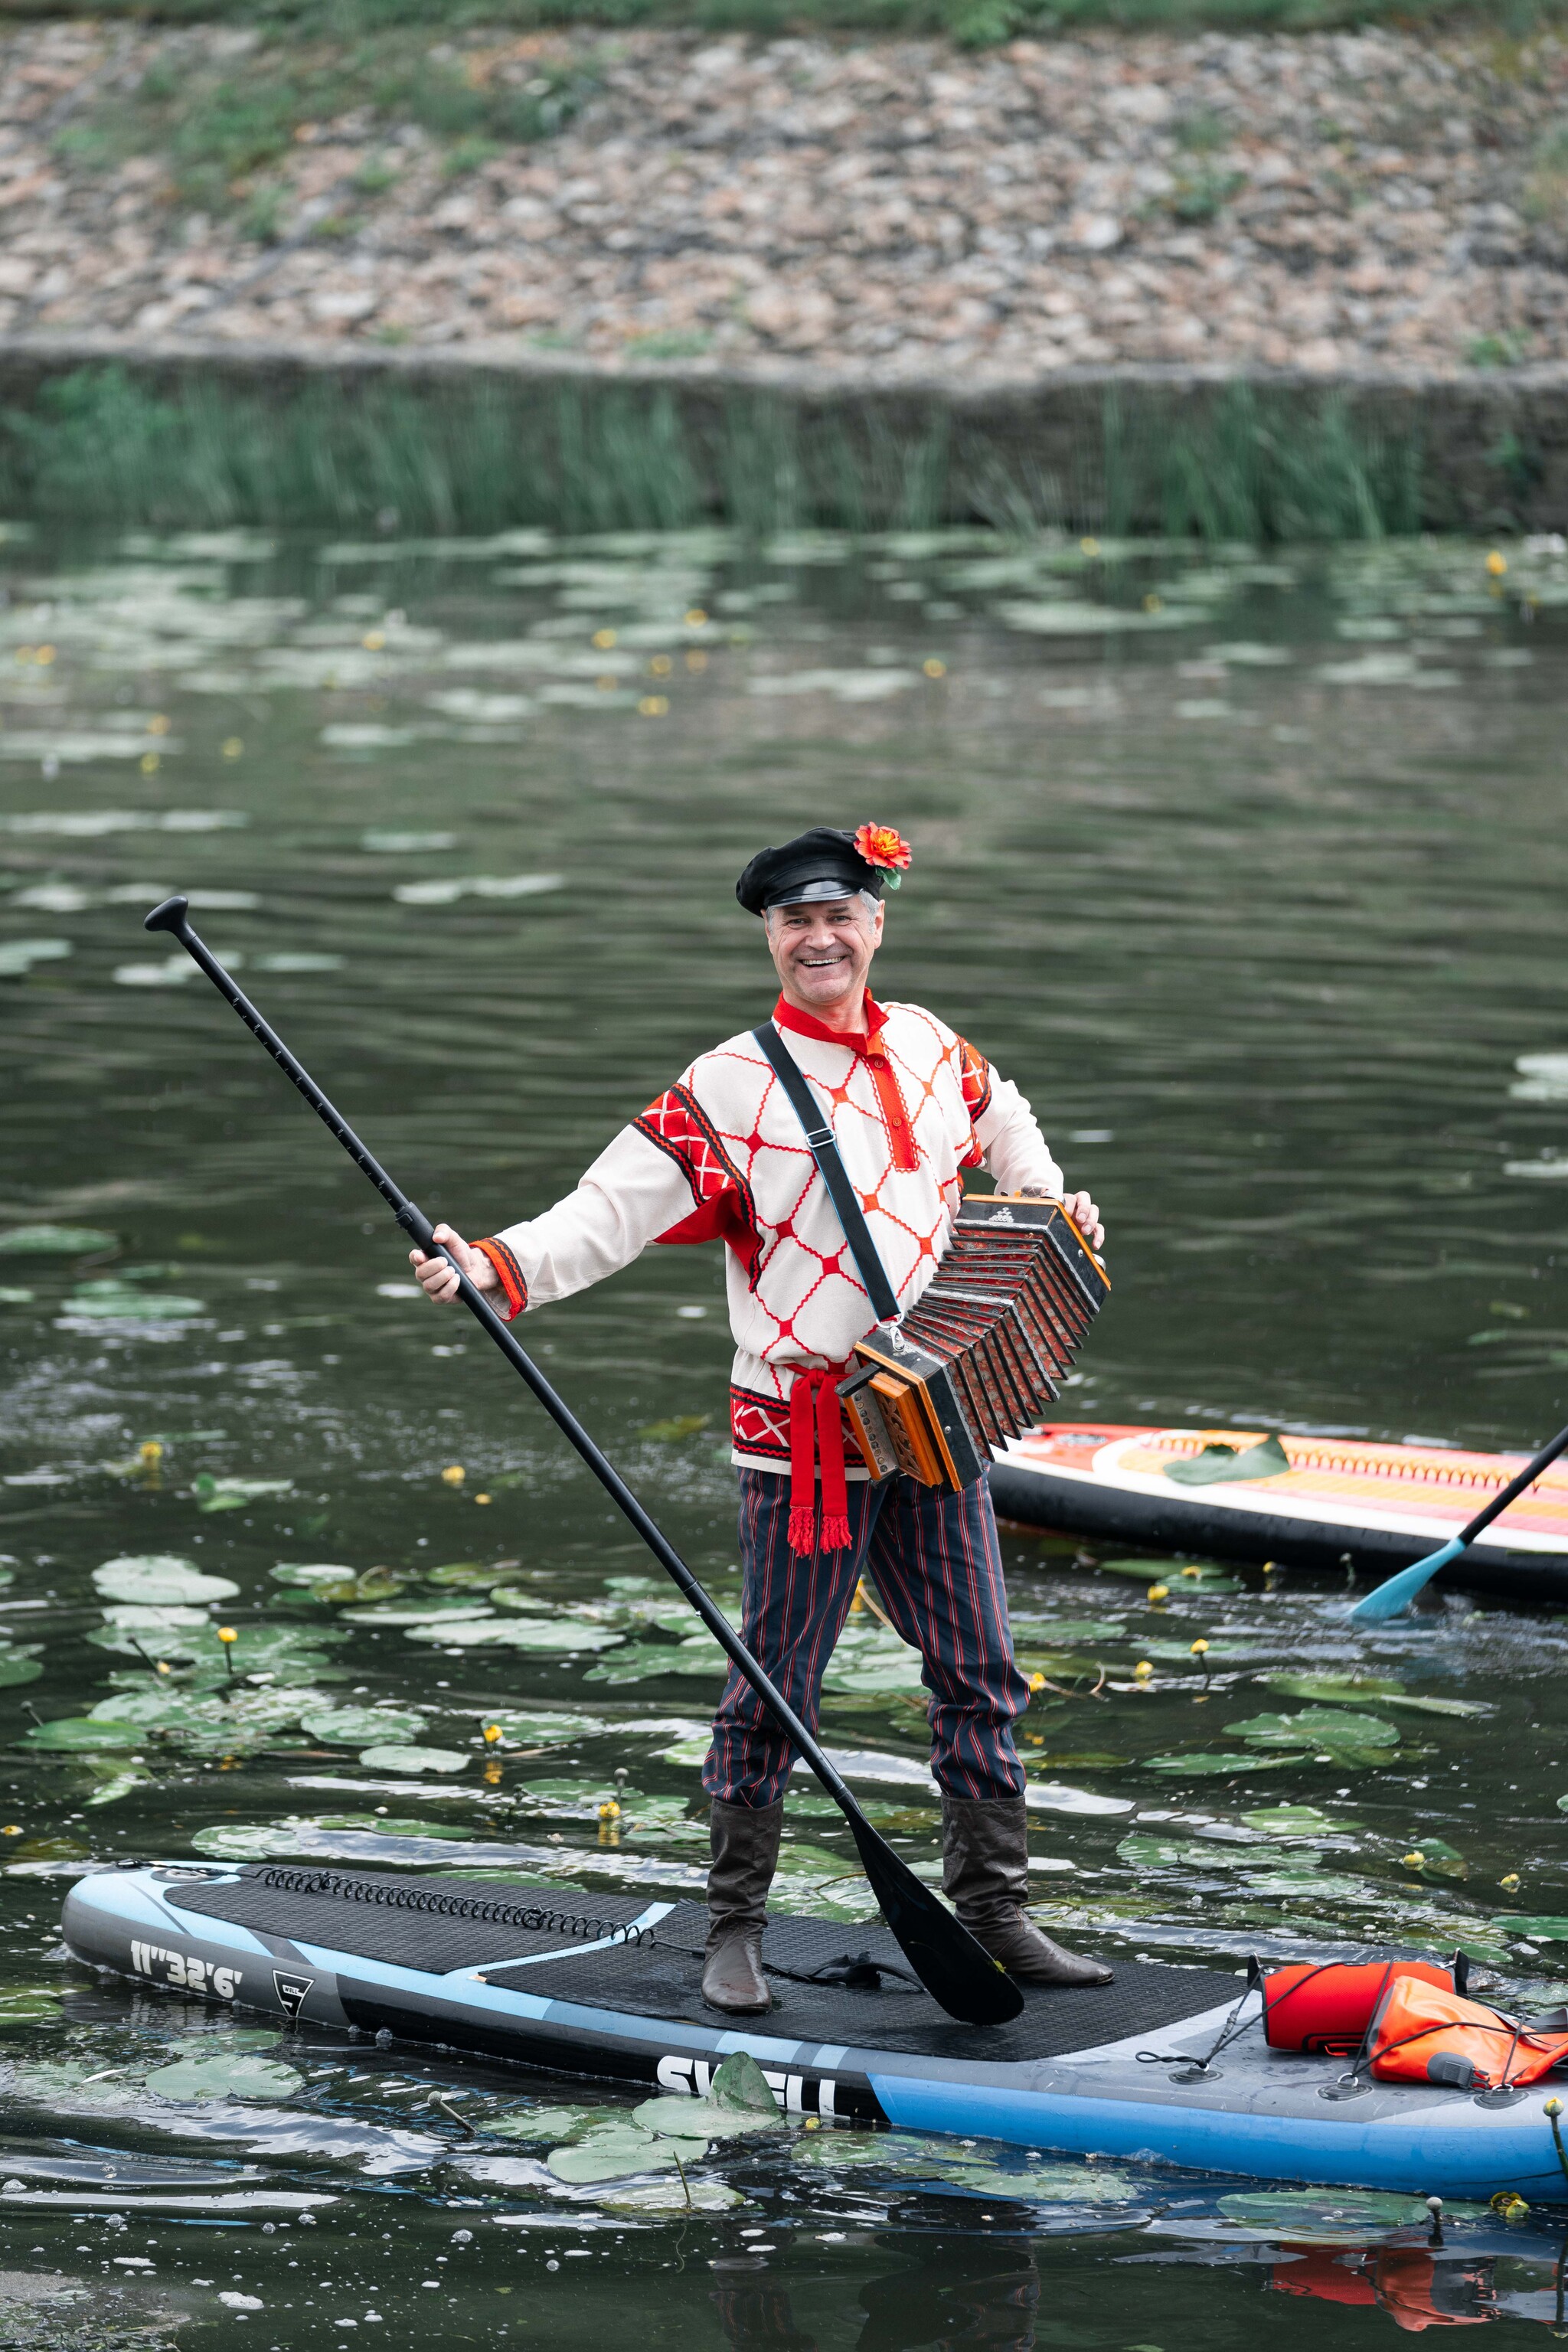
[0, 521, 1566, 2344]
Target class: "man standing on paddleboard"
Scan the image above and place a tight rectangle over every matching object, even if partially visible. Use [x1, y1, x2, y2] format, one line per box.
[410, 824, 1112, 2012]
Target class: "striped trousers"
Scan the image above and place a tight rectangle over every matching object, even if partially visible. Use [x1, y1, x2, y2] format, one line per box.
[702, 1467, 1028, 1809]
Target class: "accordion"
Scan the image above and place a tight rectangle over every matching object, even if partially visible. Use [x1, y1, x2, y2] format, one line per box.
[836, 1195, 1109, 1494]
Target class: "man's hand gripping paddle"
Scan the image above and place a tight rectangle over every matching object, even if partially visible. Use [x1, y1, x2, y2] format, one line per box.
[142, 897, 1023, 2028]
[1349, 1416, 1568, 1624]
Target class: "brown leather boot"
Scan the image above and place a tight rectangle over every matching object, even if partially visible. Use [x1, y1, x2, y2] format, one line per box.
[701, 1798, 783, 2014]
[942, 1792, 1113, 1988]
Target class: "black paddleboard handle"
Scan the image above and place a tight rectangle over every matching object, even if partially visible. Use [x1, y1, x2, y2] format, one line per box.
[141, 895, 1024, 2028]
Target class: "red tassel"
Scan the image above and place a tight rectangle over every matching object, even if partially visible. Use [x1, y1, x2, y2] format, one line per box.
[787, 1504, 818, 1557]
[788, 1364, 854, 1557]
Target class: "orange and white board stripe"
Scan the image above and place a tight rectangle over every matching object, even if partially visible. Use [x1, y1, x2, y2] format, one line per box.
[1004, 1423, 1568, 1551]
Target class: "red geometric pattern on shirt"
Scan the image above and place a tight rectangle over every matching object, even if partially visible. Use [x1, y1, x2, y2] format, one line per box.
[958, 1037, 993, 1158]
[675, 1005, 978, 1383]
[727, 1384, 792, 1465]
[729, 1380, 860, 1466]
[633, 1083, 762, 1278]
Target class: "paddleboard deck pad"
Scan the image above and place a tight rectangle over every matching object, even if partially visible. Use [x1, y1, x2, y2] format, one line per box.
[64, 1864, 1568, 2199]
[991, 1424, 1568, 1602]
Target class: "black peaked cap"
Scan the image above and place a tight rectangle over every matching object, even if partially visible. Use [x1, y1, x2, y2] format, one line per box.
[735, 827, 885, 916]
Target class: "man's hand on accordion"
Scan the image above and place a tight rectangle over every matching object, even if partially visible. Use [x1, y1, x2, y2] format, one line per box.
[1020, 1184, 1104, 1253]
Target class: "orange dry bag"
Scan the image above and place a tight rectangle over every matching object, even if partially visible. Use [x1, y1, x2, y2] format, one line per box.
[1367, 1973, 1568, 2092]
[1263, 1958, 1458, 2056]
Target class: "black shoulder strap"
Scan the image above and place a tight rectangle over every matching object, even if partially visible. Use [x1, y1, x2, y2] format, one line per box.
[751, 1024, 900, 1325]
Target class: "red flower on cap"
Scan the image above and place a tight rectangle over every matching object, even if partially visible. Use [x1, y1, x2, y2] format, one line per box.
[854, 823, 912, 889]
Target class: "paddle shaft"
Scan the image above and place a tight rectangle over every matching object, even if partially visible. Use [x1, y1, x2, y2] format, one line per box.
[1452, 1419, 1568, 1549]
[1349, 1415, 1568, 1622]
[142, 897, 867, 1818]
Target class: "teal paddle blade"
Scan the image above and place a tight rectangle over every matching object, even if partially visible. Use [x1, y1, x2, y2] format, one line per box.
[1348, 1536, 1466, 1623]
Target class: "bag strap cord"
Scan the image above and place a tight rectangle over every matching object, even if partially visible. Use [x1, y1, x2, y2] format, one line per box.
[752, 1024, 901, 1324]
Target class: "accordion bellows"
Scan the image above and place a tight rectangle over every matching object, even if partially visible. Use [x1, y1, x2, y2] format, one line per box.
[837, 1195, 1110, 1493]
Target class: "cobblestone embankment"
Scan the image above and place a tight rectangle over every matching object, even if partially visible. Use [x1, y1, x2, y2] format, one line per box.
[0, 18, 1566, 382]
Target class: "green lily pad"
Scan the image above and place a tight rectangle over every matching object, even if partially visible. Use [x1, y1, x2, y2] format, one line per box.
[17, 1717, 145, 1752]
[795, 2130, 962, 2172]
[1373, 1694, 1489, 1719]
[88, 1618, 346, 1673]
[66, 1281, 205, 1322]
[191, 1473, 292, 1512]
[1210, 2190, 1436, 2241]
[1093, 1559, 1240, 1592]
[1117, 1831, 1312, 1872]
[583, 1641, 722, 1682]
[1164, 1436, 1291, 1486]
[1237, 1868, 1371, 1902]
[341, 1599, 494, 1625]
[271, 1562, 358, 1589]
[1089, 1558, 1181, 1582]
[100, 1604, 210, 1631]
[358, 1744, 471, 1775]
[83, 1769, 152, 1806]
[422, 1560, 499, 1586]
[1242, 1805, 1359, 1836]
[144, 2052, 302, 2103]
[632, 2095, 782, 2139]
[711, 2049, 782, 2114]
[0, 1986, 63, 2026]
[1504, 1918, 1568, 1940]
[1263, 1672, 1486, 1717]
[1225, 1709, 1400, 1751]
[0, 1652, 43, 1687]
[0, 1224, 116, 1255]
[822, 1662, 929, 1695]
[300, 1707, 425, 1745]
[488, 1589, 553, 1614]
[191, 1811, 472, 1859]
[466, 1709, 607, 1743]
[1145, 1752, 1306, 1776]
[547, 2124, 707, 2184]
[406, 1617, 623, 1651]
[485, 2105, 618, 2144]
[93, 1555, 240, 1605]
[1011, 2162, 1142, 2203]
[1263, 1672, 1406, 1702]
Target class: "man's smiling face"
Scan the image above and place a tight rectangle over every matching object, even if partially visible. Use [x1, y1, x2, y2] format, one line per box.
[766, 893, 884, 1014]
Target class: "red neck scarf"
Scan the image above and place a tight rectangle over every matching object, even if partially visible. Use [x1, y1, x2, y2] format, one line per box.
[772, 993, 919, 1173]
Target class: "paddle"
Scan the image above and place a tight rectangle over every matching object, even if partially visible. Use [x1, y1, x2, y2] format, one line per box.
[142, 896, 1023, 2028]
[1348, 1416, 1568, 1623]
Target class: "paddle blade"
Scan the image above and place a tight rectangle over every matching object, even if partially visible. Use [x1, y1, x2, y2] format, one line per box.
[1348, 1536, 1467, 1625]
[848, 1815, 1023, 2026]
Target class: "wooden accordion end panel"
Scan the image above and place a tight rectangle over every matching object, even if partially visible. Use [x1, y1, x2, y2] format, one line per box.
[837, 1196, 1110, 1494]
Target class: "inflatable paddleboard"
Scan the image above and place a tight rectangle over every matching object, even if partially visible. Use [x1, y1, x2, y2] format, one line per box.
[63, 1864, 1568, 2200]
[990, 1425, 1568, 1606]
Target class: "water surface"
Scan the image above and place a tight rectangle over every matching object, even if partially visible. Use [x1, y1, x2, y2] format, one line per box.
[1, 521, 1566, 2346]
